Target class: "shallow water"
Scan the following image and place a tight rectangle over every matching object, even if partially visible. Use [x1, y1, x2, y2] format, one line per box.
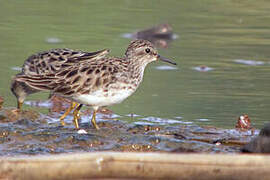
[1, 0, 270, 133]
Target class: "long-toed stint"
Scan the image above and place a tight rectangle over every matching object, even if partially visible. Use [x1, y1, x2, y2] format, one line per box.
[11, 48, 109, 127]
[12, 39, 176, 129]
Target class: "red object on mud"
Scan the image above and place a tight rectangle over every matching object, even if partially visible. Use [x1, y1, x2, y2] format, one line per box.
[235, 114, 252, 130]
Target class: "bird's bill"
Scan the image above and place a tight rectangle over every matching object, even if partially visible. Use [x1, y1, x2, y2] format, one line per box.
[158, 55, 177, 65]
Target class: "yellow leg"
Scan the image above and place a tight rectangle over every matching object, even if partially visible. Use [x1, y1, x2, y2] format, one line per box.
[17, 100, 23, 111]
[73, 104, 83, 129]
[73, 103, 81, 119]
[91, 109, 99, 129]
[59, 102, 77, 126]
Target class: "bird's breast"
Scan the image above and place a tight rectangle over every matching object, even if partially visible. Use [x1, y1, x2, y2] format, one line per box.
[73, 85, 137, 107]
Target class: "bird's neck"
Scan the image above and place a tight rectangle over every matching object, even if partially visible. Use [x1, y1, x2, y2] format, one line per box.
[127, 57, 149, 83]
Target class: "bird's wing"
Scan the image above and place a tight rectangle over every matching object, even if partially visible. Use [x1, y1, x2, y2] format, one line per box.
[22, 48, 110, 75]
[16, 58, 122, 97]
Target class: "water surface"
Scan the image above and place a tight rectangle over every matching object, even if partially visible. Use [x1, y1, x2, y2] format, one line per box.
[0, 0, 270, 129]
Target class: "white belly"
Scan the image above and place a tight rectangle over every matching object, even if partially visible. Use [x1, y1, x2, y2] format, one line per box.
[73, 89, 135, 107]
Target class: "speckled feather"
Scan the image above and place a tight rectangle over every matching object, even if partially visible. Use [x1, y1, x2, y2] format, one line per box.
[22, 48, 110, 75]
[11, 48, 110, 105]
[14, 40, 165, 107]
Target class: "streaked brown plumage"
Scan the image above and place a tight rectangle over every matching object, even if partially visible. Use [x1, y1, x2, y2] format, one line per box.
[13, 39, 176, 129]
[11, 48, 109, 127]
[22, 48, 110, 75]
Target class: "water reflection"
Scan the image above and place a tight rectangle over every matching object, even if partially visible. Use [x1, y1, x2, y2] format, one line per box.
[123, 23, 177, 48]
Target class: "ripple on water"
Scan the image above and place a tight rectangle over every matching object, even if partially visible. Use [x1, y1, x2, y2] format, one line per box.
[155, 65, 178, 70]
[227, 129, 259, 136]
[126, 114, 141, 117]
[234, 59, 266, 66]
[139, 116, 192, 125]
[24, 100, 52, 108]
[175, 116, 183, 119]
[192, 66, 213, 72]
[10, 66, 22, 71]
[121, 33, 134, 39]
[45, 37, 62, 44]
[133, 121, 155, 126]
[196, 118, 210, 122]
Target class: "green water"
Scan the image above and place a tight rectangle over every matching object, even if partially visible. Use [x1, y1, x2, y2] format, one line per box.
[1, 0, 270, 128]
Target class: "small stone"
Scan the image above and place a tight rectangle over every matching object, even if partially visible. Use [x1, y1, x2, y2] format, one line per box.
[77, 129, 87, 134]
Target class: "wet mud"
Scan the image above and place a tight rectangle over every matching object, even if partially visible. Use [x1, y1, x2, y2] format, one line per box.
[0, 97, 257, 156]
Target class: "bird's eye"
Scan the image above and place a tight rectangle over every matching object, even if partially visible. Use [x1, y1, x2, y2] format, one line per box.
[145, 48, 150, 53]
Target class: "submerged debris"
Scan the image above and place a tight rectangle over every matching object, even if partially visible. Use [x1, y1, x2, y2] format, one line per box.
[192, 65, 213, 72]
[135, 23, 174, 39]
[123, 23, 177, 48]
